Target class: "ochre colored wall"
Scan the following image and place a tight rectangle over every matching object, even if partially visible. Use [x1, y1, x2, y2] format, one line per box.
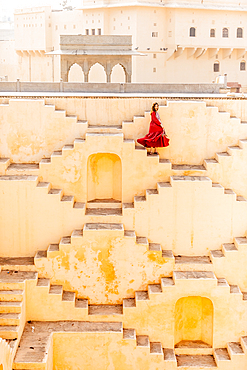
[87, 153, 122, 201]
[175, 297, 213, 345]
[52, 332, 164, 370]
[34, 227, 173, 303]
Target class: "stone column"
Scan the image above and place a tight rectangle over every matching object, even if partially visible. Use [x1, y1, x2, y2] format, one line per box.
[126, 72, 131, 83]
[106, 61, 111, 83]
[83, 60, 89, 83]
[60, 57, 68, 82]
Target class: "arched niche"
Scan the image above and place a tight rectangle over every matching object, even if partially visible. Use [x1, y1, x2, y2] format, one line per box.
[68, 63, 84, 82]
[87, 153, 122, 201]
[88, 63, 106, 83]
[111, 64, 126, 83]
[175, 296, 213, 347]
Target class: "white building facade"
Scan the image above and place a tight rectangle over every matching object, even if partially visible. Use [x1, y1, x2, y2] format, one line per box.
[0, 0, 247, 87]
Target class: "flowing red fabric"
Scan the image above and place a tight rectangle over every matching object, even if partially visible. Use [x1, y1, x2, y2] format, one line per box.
[137, 111, 169, 148]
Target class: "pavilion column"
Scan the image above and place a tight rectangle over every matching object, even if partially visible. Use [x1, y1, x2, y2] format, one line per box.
[106, 61, 112, 83]
[83, 60, 89, 83]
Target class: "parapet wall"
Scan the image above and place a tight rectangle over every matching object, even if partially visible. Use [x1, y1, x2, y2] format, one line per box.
[0, 82, 224, 94]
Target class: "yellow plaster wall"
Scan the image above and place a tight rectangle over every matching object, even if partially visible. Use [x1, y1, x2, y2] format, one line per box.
[175, 297, 213, 345]
[1, 98, 247, 167]
[34, 228, 173, 303]
[41, 97, 247, 126]
[0, 99, 86, 162]
[0, 339, 12, 370]
[133, 177, 247, 255]
[1, 175, 247, 257]
[87, 153, 122, 201]
[2, 96, 247, 369]
[0, 177, 85, 257]
[25, 275, 247, 349]
[122, 279, 247, 348]
[52, 332, 164, 370]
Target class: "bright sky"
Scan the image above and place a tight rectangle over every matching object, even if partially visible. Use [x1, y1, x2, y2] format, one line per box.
[0, 0, 82, 13]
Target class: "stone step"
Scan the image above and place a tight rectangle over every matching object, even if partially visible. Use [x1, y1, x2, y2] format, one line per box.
[175, 256, 212, 271]
[163, 348, 176, 362]
[161, 277, 175, 288]
[240, 336, 247, 353]
[175, 340, 213, 355]
[123, 298, 136, 308]
[0, 325, 19, 339]
[85, 208, 122, 216]
[148, 284, 162, 295]
[123, 328, 136, 340]
[0, 290, 24, 302]
[229, 285, 242, 295]
[35, 251, 47, 259]
[213, 348, 231, 365]
[0, 313, 20, 325]
[135, 291, 149, 302]
[62, 291, 75, 302]
[36, 278, 50, 288]
[13, 321, 122, 369]
[150, 342, 163, 355]
[234, 237, 247, 251]
[227, 342, 245, 358]
[61, 195, 74, 203]
[48, 188, 63, 200]
[136, 335, 150, 348]
[222, 243, 238, 254]
[176, 354, 217, 368]
[0, 175, 38, 182]
[6, 163, 39, 176]
[88, 305, 123, 315]
[173, 271, 216, 281]
[0, 301, 22, 313]
[0, 257, 35, 272]
[87, 125, 122, 133]
[49, 285, 63, 295]
[217, 278, 229, 288]
[0, 271, 37, 290]
[210, 250, 224, 259]
[83, 223, 124, 233]
[136, 236, 148, 246]
[87, 199, 122, 209]
[172, 164, 206, 171]
[74, 299, 88, 309]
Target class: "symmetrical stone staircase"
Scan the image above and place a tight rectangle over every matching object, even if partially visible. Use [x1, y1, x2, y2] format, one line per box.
[0, 98, 247, 369]
[11, 320, 247, 370]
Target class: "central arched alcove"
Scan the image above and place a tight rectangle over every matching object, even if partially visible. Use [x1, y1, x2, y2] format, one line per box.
[87, 153, 122, 201]
[111, 64, 126, 83]
[175, 297, 213, 347]
[88, 63, 106, 83]
[68, 63, 84, 82]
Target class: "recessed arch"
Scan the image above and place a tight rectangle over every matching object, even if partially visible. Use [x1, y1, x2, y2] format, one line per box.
[88, 62, 106, 83]
[111, 63, 126, 83]
[213, 60, 220, 72]
[189, 27, 196, 37]
[68, 63, 84, 82]
[175, 296, 213, 347]
[237, 27, 243, 38]
[222, 27, 229, 38]
[87, 153, 122, 201]
[210, 29, 215, 38]
[240, 60, 246, 71]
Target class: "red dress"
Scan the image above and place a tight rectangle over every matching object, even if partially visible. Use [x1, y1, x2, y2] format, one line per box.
[137, 111, 169, 148]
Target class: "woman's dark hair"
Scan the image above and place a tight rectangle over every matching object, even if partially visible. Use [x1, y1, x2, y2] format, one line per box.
[151, 102, 159, 112]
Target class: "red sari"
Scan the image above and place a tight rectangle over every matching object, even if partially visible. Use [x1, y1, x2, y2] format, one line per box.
[137, 111, 169, 148]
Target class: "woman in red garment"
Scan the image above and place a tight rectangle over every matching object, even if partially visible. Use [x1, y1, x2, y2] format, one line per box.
[137, 102, 169, 154]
